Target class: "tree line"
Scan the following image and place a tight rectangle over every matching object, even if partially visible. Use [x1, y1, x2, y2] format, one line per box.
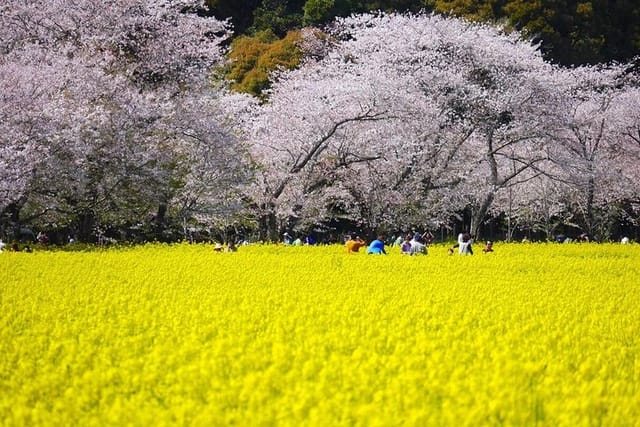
[1, 1, 639, 245]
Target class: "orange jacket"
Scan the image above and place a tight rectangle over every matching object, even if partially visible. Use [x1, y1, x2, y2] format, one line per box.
[345, 239, 366, 253]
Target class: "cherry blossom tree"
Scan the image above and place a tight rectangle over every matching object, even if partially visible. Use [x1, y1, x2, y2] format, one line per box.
[544, 64, 637, 240]
[244, 13, 568, 239]
[167, 89, 255, 241]
[0, 0, 250, 242]
[491, 64, 640, 241]
[611, 85, 640, 229]
[0, 52, 94, 238]
[3, 5, 638, 241]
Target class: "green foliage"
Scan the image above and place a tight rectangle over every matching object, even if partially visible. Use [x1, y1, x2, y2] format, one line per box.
[502, 0, 572, 63]
[251, 0, 303, 36]
[303, 0, 361, 25]
[425, 0, 500, 21]
[225, 30, 303, 97]
[569, 0, 640, 64]
[360, 0, 426, 12]
[501, 0, 640, 65]
[303, 0, 335, 26]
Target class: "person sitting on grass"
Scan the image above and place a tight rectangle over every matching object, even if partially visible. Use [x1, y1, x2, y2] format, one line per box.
[367, 235, 387, 255]
[345, 236, 367, 254]
[410, 236, 427, 255]
[400, 235, 412, 255]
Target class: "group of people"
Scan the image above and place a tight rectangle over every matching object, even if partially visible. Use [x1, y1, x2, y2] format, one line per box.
[344, 232, 427, 255]
[283, 232, 317, 246]
[345, 235, 390, 255]
[399, 233, 428, 255]
[345, 231, 434, 255]
[344, 232, 495, 256]
[0, 240, 33, 253]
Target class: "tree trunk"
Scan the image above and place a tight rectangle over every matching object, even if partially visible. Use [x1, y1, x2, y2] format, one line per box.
[584, 175, 596, 238]
[77, 211, 96, 243]
[257, 203, 279, 242]
[470, 192, 495, 239]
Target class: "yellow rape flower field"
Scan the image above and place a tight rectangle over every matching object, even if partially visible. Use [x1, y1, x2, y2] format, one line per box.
[1, 243, 639, 426]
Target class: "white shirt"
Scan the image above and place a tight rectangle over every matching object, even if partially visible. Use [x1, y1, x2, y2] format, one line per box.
[459, 241, 472, 254]
[410, 239, 426, 254]
[458, 234, 473, 254]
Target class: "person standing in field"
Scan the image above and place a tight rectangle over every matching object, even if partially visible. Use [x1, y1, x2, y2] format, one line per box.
[451, 232, 473, 255]
[367, 235, 387, 255]
[482, 240, 494, 253]
[459, 233, 473, 254]
[345, 236, 367, 254]
[422, 230, 435, 245]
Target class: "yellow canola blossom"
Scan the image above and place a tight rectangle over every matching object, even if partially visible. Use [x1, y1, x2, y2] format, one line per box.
[1, 242, 639, 426]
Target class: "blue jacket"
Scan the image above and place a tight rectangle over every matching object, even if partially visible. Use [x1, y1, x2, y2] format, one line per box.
[367, 239, 386, 254]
